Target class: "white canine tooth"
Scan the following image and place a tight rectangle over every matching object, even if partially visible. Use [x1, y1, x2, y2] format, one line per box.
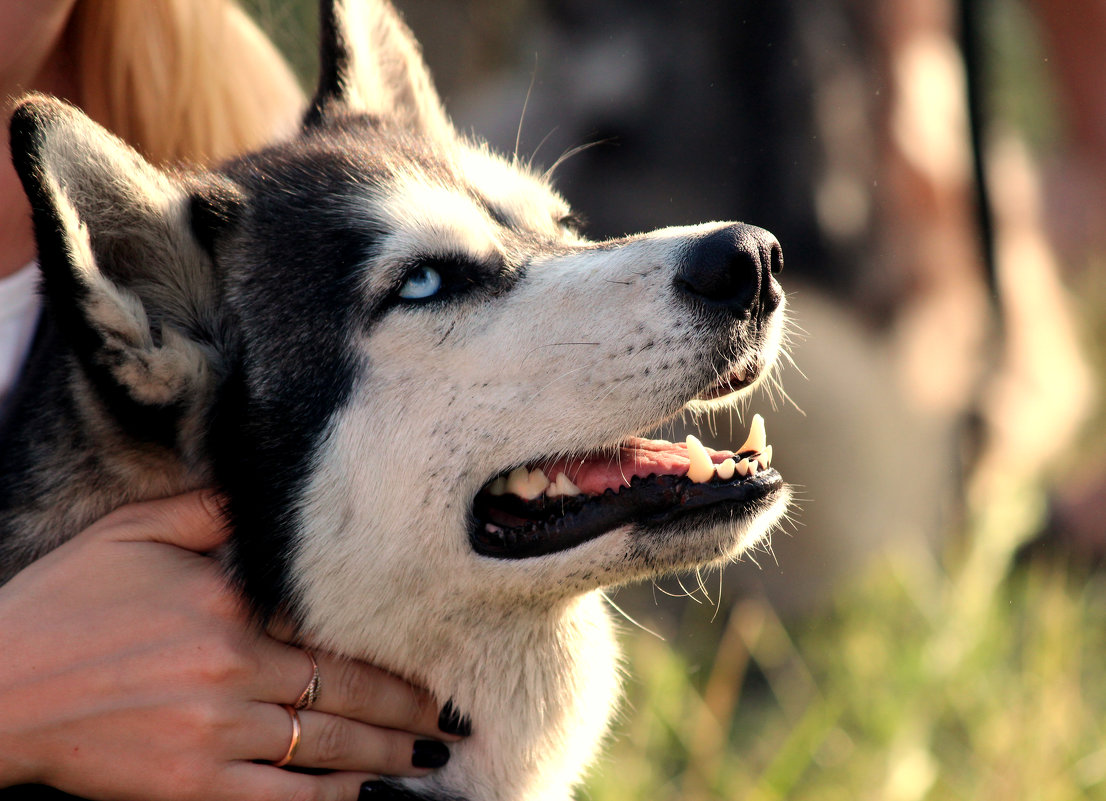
[736, 458, 753, 477]
[734, 365, 747, 382]
[506, 466, 531, 497]
[548, 472, 582, 498]
[487, 476, 508, 496]
[716, 458, 736, 480]
[556, 472, 581, 496]
[685, 434, 714, 483]
[739, 414, 767, 454]
[756, 445, 773, 470]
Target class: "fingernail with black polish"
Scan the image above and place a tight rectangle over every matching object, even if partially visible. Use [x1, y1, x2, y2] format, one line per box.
[412, 739, 451, 769]
[359, 780, 387, 798]
[438, 700, 473, 737]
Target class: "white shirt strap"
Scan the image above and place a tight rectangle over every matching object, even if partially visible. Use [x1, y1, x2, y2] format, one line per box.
[0, 262, 43, 403]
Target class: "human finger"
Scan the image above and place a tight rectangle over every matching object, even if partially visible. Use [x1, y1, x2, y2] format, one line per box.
[295, 649, 469, 741]
[224, 761, 375, 801]
[243, 635, 470, 748]
[91, 490, 230, 552]
[253, 703, 452, 776]
[261, 620, 470, 741]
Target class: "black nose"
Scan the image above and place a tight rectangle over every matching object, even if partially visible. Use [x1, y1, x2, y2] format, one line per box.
[674, 223, 783, 316]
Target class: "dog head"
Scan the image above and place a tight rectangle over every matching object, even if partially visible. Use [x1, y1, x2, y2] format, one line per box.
[11, 0, 789, 654]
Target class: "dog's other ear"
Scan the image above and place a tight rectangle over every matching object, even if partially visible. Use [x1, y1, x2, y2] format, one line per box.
[10, 94, 229, 449]
[304, 0, 454, 140]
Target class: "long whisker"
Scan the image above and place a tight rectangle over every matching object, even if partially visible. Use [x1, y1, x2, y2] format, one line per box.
[528, 125, 560, 169]
[542, 139, 613, 182]
[514, 54, 539, 163]
[600, 592, 665, 640]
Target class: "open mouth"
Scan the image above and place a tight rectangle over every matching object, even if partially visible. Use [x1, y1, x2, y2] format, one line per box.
[471, 414, 783, 559]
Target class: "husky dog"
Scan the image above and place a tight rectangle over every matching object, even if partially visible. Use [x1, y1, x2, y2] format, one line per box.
[1, 0, 790, 798]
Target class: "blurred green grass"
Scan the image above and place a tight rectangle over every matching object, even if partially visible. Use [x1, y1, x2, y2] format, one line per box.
[582, 518, 1106, 801]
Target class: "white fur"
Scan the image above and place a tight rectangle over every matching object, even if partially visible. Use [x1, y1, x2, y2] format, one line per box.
[290, 148, 789, 800]
[361, 170, 505, 297]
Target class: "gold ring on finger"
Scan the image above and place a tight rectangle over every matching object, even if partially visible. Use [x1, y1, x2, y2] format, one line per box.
[294, 649, 321, 711]
[272, 704, 301, 768]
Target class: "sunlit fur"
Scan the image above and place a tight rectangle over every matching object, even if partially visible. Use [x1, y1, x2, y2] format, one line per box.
[2, 2, 791, 799]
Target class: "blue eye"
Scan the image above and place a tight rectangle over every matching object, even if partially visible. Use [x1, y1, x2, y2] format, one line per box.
[398, 265, 442, 300]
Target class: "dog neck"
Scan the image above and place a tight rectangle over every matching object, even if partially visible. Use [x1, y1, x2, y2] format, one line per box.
[283, 434, 627, 800]
[302, 585, 622, 801]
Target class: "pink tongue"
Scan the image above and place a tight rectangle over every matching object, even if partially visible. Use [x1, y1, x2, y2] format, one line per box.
[540, 437, 736, 496]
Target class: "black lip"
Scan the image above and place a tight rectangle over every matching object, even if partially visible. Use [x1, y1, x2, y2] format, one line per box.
[470, 469, 783, 559]
[697, 371, 756, 400]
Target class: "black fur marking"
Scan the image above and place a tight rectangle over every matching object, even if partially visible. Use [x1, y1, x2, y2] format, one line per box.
[208, 333, 353, 622]
[0, 316, 55, 532]
[305, 0, 353, 127]
[189, 177, 246, 257]
[557, 211, 586, 234]
[438, 699, 474, 737]
[469, 193, 513, 229]
[206, 144, 380, 621]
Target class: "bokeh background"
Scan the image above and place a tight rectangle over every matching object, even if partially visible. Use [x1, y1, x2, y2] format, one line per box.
[243, 0, 1106, 797]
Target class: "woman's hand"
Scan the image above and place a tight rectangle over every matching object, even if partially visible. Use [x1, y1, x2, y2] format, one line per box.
[0, 491, 465, 801]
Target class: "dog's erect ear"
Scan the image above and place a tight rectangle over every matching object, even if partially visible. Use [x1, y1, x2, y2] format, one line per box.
[10, 94, 230, 448]
[304, 0, 454, 140]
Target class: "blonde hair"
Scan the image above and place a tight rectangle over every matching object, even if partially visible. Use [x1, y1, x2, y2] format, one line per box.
[70, 0, 306, 167]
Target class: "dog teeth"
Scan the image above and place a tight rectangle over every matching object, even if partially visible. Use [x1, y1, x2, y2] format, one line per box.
[505, 466, 549, 500]
[547, 472, 582, 498]
[738, 413, 767, 454]
[686, 418, 774, 484]
[685, 435, 715, 483]
[489, 415, 775, 502]
[734, 365, 747, 382]
[526, 469, 550, 499]
[505, 467, 529, 496]
[494, 467, 571, 500]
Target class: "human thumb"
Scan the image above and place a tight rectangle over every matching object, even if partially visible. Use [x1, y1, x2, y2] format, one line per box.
[99, 490, 231, 552]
